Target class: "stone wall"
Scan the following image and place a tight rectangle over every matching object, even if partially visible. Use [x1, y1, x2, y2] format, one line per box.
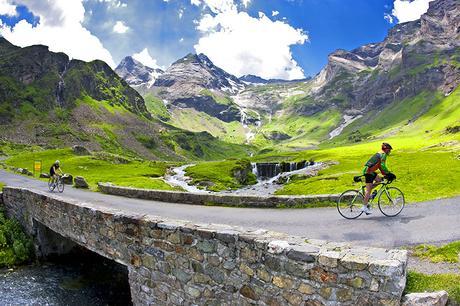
[2, 187, 407, 305]
[98, 183, 340, 208]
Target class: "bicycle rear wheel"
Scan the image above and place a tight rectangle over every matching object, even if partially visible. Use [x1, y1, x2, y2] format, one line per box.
[337, 189, 364, 219]
[378, 187, 405, 217]
[57, 179, 65, 193]
[48, 177, 55, 192]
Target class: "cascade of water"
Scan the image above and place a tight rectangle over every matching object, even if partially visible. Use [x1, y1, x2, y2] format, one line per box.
[251, 162, 258, 177]
[56, 61, 69, 107]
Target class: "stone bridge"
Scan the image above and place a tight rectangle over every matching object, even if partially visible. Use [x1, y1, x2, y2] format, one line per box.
[1, 187, 407, 305]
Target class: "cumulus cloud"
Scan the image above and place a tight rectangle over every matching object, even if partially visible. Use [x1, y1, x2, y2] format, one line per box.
[272, 10, 279, 17]
[132, 48, 163, 69]
[0, 0, 115, 67]
[113, 20, 129, 33]
[0, 0, 16, 16]
[191, 0, 236, 14]
[390, 0, 434, 23]
[194, 4, 307, 80]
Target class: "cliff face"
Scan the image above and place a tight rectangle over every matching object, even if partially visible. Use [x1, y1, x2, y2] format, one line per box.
[310, 0, 460, 114]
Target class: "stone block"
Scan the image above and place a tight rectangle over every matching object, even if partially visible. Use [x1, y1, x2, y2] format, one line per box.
[240, 285, 259, 301]
[272, 276, 293, 289]
[240, 263, 254, 276]
[298, 283, 315, 295]
[401, 291, 448, 306]
[74, 176, 89, 189]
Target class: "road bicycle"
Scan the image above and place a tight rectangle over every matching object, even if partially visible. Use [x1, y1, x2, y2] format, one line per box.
[48, 175, 65, 193]
[337, 175, 405, 219]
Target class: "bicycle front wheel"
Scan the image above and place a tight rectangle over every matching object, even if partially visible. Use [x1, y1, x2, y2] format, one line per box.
[57, 179, 65, 193]
[48, 177, 55, 192]
[337, 189, 364, 219]
[378, 187, 405, 217]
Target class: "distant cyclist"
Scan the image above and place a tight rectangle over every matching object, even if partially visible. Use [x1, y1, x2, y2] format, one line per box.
[361, 143, 396, 214]
[50, 160, 63, 185]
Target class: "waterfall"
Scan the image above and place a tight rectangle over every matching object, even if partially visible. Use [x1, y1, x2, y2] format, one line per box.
[251, 162, 258, 177]
[56, 61, 69, 107]
[252, 161, 312, 180]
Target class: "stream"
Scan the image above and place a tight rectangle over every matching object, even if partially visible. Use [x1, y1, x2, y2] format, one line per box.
[0, 249, 132, 305]
[164, 162, 326, 196]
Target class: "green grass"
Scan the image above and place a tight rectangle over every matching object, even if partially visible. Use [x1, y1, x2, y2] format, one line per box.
[405, 271, 460, 304]
[4, 148, 179, 191]
[413, 241, 460, 263]
[0, 208, 34, 267]
[270, 88, 460, 203]
[144, 94, 170, 121]
[185, 159, 256, 191]
[168, 107, 247, 144]
[274, 144, 459, 203]
[0, 182, 4, 190]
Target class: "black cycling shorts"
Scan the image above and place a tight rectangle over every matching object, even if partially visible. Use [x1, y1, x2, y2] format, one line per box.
[364, 172, 377, 183]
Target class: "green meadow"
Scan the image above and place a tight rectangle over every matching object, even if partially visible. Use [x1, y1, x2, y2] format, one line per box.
[4, 148, 180, 191]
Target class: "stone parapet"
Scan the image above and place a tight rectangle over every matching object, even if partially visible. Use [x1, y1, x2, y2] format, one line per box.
[2, 187, 407, 305]
[98, 183, 339, 208]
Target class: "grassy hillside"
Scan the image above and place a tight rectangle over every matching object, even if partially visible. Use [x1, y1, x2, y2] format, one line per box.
[185, 87, 460, 202]
[273, 88, 460, 202]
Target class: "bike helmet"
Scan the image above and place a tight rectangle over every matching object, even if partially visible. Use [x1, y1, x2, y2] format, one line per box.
[55, 160, 60, 165]
[382, 143, 393, 150]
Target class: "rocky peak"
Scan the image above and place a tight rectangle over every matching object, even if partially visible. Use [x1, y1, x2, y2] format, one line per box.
[115, 56, 163, 87]
[155, 53, 243, 93]
[420, 0, 459, 42]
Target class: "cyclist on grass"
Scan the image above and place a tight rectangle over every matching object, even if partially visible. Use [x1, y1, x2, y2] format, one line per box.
[50, 160, 63, 186]
[361, 143, 396, 215]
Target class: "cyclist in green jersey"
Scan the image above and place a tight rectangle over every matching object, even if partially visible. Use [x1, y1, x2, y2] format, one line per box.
[361, 143, 396, 214]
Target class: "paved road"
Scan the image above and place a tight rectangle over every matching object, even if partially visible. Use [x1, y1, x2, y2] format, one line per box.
[1, 170, 459, 248]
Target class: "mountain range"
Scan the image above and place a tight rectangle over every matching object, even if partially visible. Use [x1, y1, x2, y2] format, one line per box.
[114, 0, 459, 150]
[0, 0, 458, 159]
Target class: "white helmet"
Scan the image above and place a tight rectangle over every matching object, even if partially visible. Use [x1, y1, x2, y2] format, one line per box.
[55, 160, 60, 165]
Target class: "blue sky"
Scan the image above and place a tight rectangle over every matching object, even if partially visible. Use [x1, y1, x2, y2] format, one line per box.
[0, 0, 434, 79]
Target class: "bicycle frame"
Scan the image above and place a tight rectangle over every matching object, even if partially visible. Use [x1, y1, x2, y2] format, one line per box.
[358, 179, 393, 205]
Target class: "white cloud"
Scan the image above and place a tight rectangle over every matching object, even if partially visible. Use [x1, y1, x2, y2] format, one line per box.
[191, 0, 236, 14]
[383, 13, 394, 24]
[195, 8, 308, 80]
[241, 0, 250, 7]
[272, 10, 279, 17]
[132, 48, 162, 69]
[113, 20, 129, 33]
[178, 7, 184, 19]
[0, 0, 115, 67]
[0, 0, 16, 16]
[390, 0, 434, 23]
[179, 37, 184, 42]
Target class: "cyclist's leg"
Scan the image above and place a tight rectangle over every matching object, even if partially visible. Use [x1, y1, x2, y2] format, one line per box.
[372, 175, 382, 188]
[363, 172, 377, 205]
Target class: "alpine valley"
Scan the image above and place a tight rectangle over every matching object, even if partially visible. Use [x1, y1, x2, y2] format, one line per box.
[115, 0, 459, 153]
[0, 0, 459, 198]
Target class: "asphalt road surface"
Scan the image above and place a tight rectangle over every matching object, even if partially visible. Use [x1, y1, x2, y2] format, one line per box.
[1, 170, 459, 248]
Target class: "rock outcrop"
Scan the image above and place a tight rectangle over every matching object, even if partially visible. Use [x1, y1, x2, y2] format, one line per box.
[149, 53, 245, 122]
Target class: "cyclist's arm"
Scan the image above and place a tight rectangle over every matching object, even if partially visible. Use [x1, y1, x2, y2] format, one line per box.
[379, 153, 390, 175]
[57, 168, 63, 175]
